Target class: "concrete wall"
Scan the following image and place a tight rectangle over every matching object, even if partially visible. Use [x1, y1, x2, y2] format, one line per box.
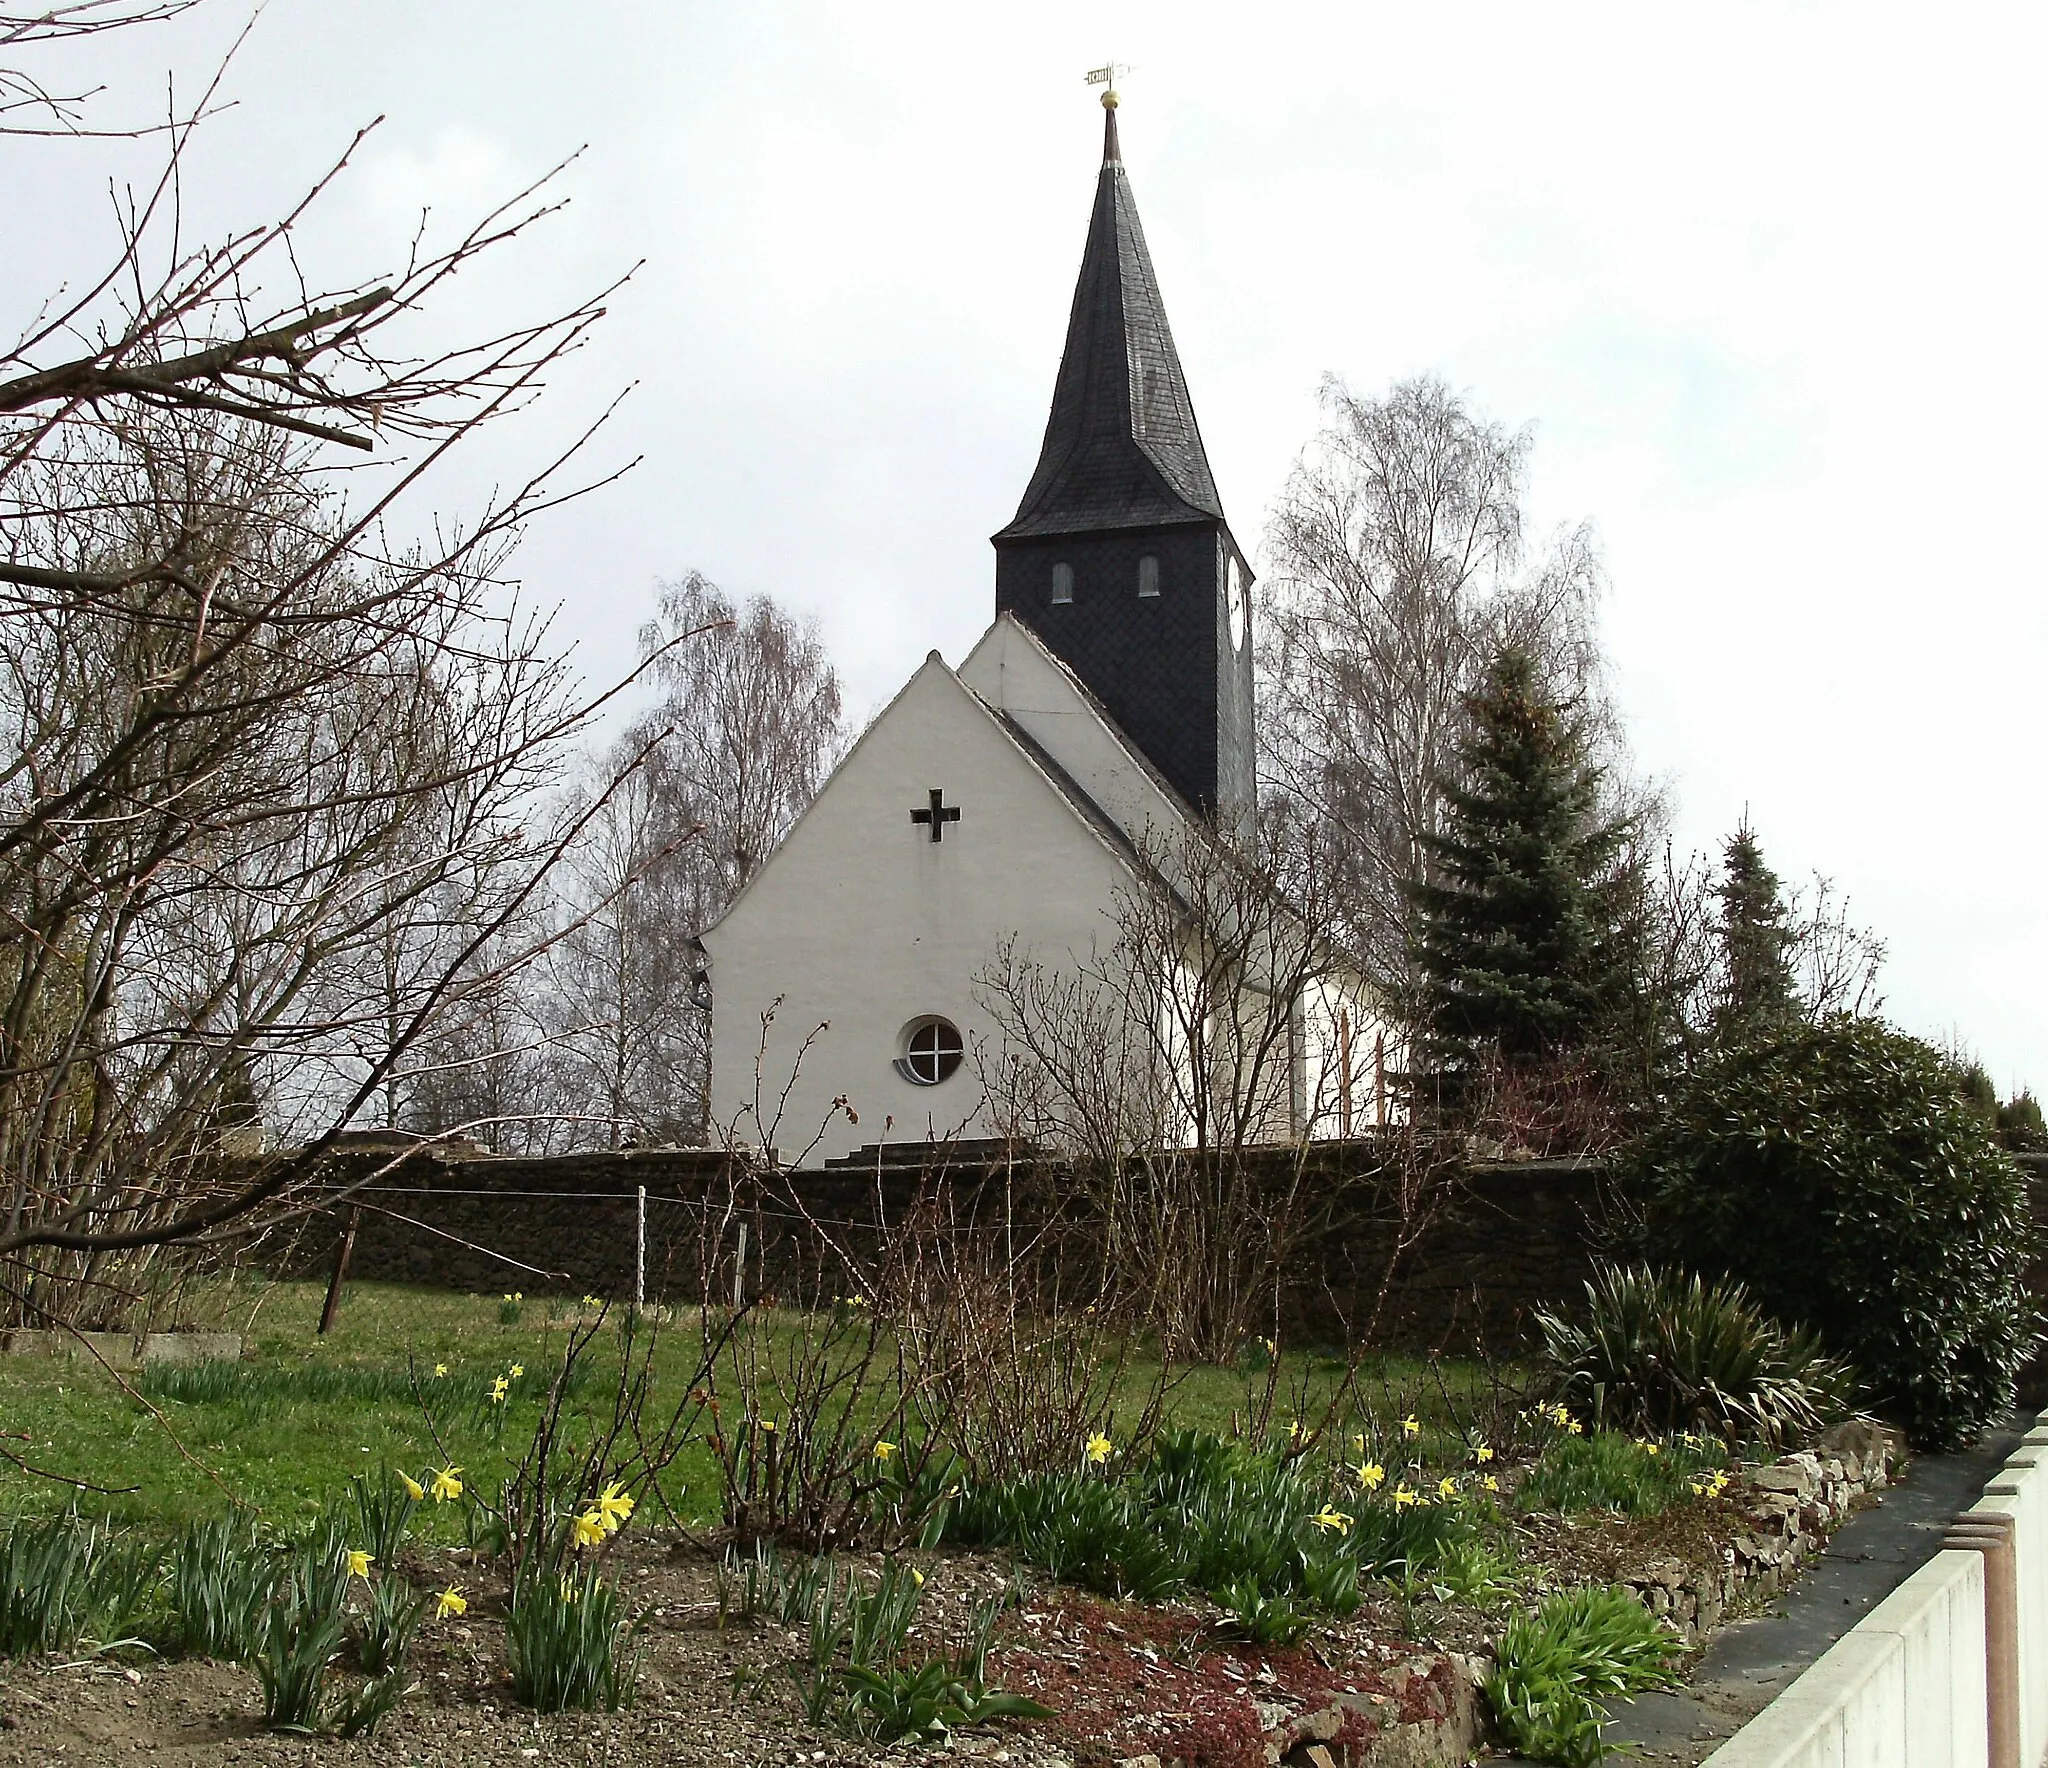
[1701, 1550, 1988, 1768]
[1961, 1427, 2048, 1767]
[1701, 1419, 2048, 1768]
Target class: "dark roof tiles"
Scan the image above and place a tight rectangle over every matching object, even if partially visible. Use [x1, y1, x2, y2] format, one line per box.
[994, 111, 1226, 542]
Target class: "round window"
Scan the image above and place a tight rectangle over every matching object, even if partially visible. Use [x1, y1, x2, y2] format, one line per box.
[898, 1016, 964, 1086]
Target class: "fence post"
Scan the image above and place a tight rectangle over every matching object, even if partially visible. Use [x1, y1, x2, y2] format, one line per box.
[734, 1221, 748, 1311]
[635, 1185, 646, 1313]
[318, 1207, 361, 1337]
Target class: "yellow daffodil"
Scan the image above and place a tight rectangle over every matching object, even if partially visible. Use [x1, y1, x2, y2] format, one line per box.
[1437, 1476, 1457, 1500]
[1311, 1506, 1353, 1535]
[572, 1509, 607, 1549]
[509, 1364, 524, 1379]
[347, 1549, 372, 1580]
[596, 1482, 634, 1530]
[873, 1440, 897, 1463]
[432, 1364, 448, 1378]
[1475, 1444, 1494, 1464]
[1351, 1433, 1366, 1454]
[1355, 1461, 1385, 1492]
[1566, 1417, 1584, 1436]
[1262, 1337, 1277, 1357]
[1085, 1432, 1114, 1465]
[1287, 1418, 1302, 1442]
[489, 1376, 510, 1404]
[1394, 1484, 1417, 1507]
[1482, 1474, 1500, 1493]
[758, 1418, 777, 1434]
[400, 1472, 425, 1502]
[1401, 1415, 1419, 1438]
[435, 1586, 467, 1618]
[431, 1465, 464, 1503]
[1645, 1443, 1661, 1456]
[911, 1568, 925, 1587]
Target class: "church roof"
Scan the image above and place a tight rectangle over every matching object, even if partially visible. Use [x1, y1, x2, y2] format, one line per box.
[993, 102, 1228, 542]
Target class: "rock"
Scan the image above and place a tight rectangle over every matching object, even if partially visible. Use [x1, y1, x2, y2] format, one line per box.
[1297, 1704, 1344, 1743]
[1748, 1465, 1812, 1496]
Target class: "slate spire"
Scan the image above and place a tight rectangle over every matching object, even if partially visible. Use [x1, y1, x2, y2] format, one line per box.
[990, 96, 1255, 832]
[995, 97, 1226, 540]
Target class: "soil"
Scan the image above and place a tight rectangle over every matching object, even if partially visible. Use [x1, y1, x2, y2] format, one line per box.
[0, 1480, 1809, 1767]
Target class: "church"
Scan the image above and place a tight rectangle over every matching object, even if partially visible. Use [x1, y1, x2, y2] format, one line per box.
[696, 93, 1386, 1168]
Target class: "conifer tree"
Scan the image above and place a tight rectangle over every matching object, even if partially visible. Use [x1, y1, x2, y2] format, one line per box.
[1408, 646, 1630, 1066]
[1711, 822, 1798, 1040]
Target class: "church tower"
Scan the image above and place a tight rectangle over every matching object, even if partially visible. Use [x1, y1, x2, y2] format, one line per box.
[992, 93, 1255, 831]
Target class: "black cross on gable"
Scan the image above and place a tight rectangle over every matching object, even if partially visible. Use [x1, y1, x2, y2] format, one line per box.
[910, 787, 961, 842]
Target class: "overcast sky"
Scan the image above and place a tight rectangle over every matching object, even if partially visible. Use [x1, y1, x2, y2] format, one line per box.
[9, 1, 2044, 1090]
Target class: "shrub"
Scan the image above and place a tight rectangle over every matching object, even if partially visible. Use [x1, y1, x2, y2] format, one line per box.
[1486, 1585, 1682, 1766]
[1535, 1265, 1856, 1450]
[505, 1563, 643, 1712]
[1629, 1017, 2039, 1447]
[1517, 1430, 1724, 1518]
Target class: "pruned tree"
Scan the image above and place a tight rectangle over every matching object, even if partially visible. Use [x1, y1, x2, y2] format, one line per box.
[0, 5, 653, 1322]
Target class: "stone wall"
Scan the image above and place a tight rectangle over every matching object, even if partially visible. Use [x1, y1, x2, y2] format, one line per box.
[273, 1138, 1608, 1354]
[1626, 1420, 1903, 1644]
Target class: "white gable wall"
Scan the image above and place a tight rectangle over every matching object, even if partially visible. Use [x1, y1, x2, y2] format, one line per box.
[959, 615, 1193, 857]
[699, 651, 1135, 1167]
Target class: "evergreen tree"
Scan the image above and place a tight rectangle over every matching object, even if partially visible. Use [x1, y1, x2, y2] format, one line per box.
[1408, 646, 1630, 1066]
[1710, 822, 1797, 1040]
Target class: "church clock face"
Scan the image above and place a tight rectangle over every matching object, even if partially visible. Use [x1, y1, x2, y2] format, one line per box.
[1226, 554, 1247, 650]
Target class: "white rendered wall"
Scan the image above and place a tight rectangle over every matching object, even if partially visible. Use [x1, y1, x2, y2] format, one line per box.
[700, 652, 1135, 1167]
[959, 615, 1190, 858]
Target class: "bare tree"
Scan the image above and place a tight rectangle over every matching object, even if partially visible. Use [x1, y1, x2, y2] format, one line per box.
[1789, 873, 1887, 1022]
[0, 7, 650, 1322]
[1261, 375, 1631, 1024]
[503, 573, 847, 1151]
[538, 751, 708, 1149]
[631, 573, 846, 901]
[974, 815, 1385, 1362]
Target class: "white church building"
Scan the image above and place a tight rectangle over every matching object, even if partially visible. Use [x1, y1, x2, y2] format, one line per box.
[696, 96, 1390, 1168]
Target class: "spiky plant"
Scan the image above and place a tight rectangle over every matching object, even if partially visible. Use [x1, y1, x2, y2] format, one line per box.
[1535, 1264, 1856, 1451]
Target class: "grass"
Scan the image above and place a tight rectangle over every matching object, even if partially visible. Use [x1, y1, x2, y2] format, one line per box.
[0, 1279, 1513, 1534]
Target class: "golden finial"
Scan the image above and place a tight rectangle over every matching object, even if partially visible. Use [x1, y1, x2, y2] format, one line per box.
[1084, 62, 1129, 109]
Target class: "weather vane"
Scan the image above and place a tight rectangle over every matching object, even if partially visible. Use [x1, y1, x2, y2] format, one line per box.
[1084, 62, 1131, 107]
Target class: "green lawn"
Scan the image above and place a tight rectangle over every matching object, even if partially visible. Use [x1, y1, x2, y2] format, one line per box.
[0, 1280, 1512, 1534]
